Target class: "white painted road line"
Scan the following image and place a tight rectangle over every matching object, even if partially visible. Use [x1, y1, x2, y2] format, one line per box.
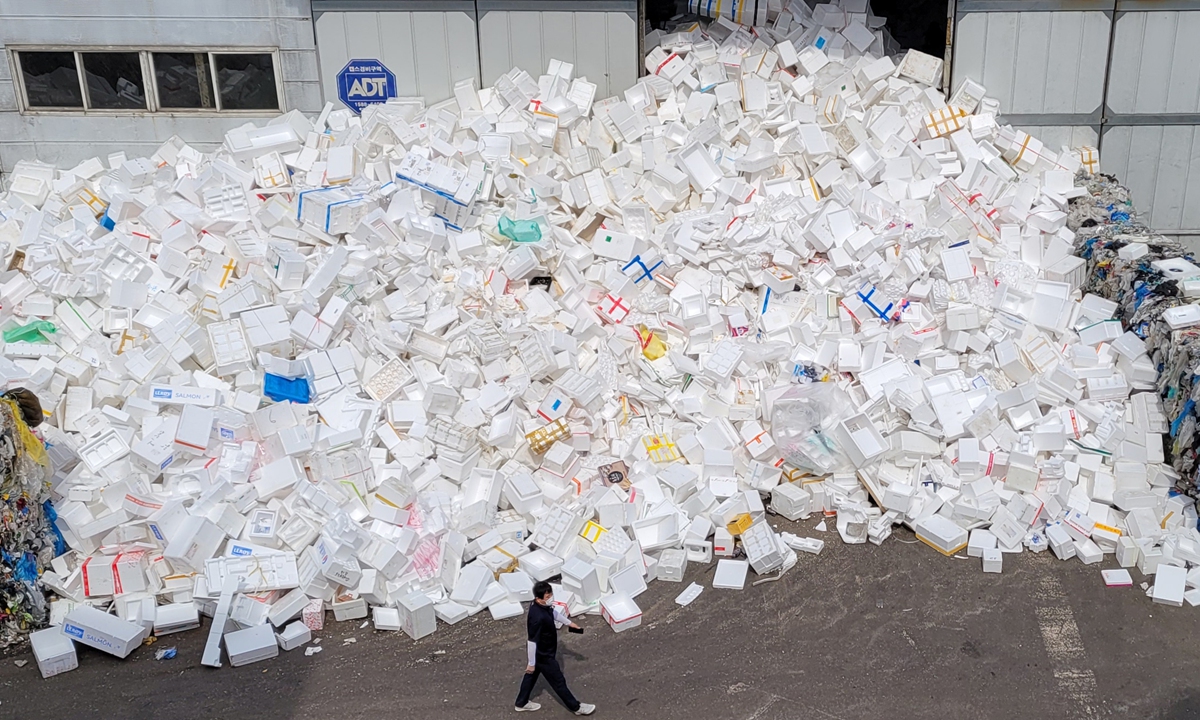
[1035, 574, 1101, 720]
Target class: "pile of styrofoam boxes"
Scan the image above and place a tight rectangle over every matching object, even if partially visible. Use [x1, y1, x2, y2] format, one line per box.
[2, 0, 1195, 675]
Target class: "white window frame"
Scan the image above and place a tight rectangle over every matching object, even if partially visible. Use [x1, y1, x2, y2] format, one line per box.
[8, 47, 285, 116]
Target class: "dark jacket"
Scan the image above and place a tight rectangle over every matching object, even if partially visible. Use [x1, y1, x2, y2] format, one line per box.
[527, 601, 559, 659]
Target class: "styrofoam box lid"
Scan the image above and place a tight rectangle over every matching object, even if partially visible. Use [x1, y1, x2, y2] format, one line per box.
[374, 607, 401, 623]
[434, 601, 470, 624]
[609, 564, 647, 597]
[600, 593, 641, 621]
[561, 555, 595, 579]
[713, 559, 749, 588]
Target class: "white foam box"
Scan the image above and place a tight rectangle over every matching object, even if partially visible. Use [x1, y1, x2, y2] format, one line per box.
[1152, 564, 1187, 607]
[268, 588, 310, 627]
[1139, 546, 1164, 575]
[713, 527, 734, 556]
[833, 413, 888, 467]
[61, 605, 150, 659]
[149, 385, 219, 407]
[982, 548, 1002, 574]
[599, 593, 642, 633]
[770, 482, 812, 521]
[656, 548, 687, 583]
[224, 623, 279, 667]
[173, 404, 214, 454]
[489, 600, 524, 620]
[31, 626, 78, 678]
[520, 548, 564, 582]
[967, 529, 997, 558]
[399, 590, 437, 641]
[609, 563, 648, 598]
[561, 556, 602, 603]
[1116, 536, 1140, 568]
[914, 515, 968, 556]
[450, 561, 492, 605]
[153, 602, 200, 635]
[434, 601, 470, 626]
[1075, 538, 1103, 565]
[499, 569, 534, 601]
[503, 472, 544, 514]
[276, 620, 312, 650]
[373, 606, 402, 631]
[130, 416, 178, 474]
[331, 596, 368, 621]
[1102, 569, 1133, 587]
[164, 515, 225, 573]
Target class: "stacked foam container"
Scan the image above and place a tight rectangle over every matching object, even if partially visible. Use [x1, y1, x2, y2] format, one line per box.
[3, 0, 1196, 675]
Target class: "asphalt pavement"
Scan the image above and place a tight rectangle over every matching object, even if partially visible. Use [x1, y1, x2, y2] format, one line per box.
[2, 515, 1199, 720]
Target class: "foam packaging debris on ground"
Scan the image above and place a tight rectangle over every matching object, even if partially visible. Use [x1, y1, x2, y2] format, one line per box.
[2, 0, 1195, 673]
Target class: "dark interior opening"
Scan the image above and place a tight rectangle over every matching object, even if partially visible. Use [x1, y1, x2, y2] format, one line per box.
[869, 0, 947, 58]
[643, 0, 948, 59]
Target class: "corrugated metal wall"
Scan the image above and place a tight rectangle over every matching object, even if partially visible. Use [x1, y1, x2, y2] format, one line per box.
[314, 3, 480, 105]
[953, 11, 1109, 116]
[1013, 126, 1101, 152]
[1102, 125, 1200, 232]
[477, 6, 638, 99]
[313, 1, 639, 110]
[952, 0, 1200, 236]
[1107, 10, 1200, 116]
[1102, 8, 1200, 234]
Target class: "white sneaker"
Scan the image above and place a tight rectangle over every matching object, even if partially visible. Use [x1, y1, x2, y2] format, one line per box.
[574, 704, 596, 716]
[515, 701, 541, 712]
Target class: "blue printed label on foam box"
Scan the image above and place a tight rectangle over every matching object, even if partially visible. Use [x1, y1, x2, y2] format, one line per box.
[153, 388, 172, 399]
[230, 545, 252, 556]
[63, 624, 84, 639]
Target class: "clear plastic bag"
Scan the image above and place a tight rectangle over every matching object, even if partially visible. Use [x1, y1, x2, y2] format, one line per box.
[770, 382, 854, 474]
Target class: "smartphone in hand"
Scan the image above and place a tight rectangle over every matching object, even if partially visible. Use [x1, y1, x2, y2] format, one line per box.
[568, 626, 584, 634]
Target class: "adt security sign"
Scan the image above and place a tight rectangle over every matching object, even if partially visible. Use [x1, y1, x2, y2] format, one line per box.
[337, 58, 396, 114]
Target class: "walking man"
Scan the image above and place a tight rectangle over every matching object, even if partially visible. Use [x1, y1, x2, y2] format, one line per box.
[515, 581, 596, 715]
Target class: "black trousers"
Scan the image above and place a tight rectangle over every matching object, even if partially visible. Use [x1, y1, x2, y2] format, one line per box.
[516, 653, 580, 712]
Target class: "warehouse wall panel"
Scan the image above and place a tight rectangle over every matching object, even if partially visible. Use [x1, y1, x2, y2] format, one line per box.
[1108, 11, 1200, 115]
[478, 8, 638, 100]
[1014, 126, 1100, 153]
[314, 9, 480, 107]
[953, 3, 1200, 234]
[952, 11, 1109, 116]
[1102, 125, 1200, 234]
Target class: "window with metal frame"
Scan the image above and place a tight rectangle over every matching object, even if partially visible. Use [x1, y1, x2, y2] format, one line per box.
[11, 49, 283, 114]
